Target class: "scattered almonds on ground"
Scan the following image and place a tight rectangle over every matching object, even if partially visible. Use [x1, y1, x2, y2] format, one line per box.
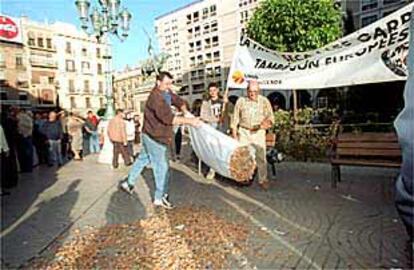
[30, 207, 249, 270]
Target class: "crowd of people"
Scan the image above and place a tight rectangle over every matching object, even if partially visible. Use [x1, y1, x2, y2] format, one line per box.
[1, 72, 275, 205]
[0, 107, 141, 196]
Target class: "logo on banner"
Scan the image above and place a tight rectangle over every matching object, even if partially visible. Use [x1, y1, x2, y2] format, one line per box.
[232, 70, 245, 84]
[0, 16, 19, 40]
[381, 43, 409, 77]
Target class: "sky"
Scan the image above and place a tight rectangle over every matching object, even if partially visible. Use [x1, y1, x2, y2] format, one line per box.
[1, 0, 194, 70]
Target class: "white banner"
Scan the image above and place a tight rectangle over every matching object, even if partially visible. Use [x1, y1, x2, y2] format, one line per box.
[0, 15, 23, 44]
[227, 3, 412, 90]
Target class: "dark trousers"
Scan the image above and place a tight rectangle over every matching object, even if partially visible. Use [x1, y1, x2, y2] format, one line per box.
[17, 136, 33, 172]
[175, 127, 182, 156]
[127, 141, 134, 158]
[112, 142, 131, 168]
[170, 127, 182, 161]
[1, 151, 18, 189]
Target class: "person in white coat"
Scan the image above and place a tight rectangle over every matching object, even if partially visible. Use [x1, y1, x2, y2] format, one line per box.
[125, 112, 136, 159]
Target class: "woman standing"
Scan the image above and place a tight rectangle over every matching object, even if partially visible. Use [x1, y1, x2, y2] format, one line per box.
[67, 113, 84, 160]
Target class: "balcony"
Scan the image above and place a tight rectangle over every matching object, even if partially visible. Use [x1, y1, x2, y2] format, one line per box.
[30, 57, 58, 68]
[15, 65, 27, 71]
[82, 68, 93, 75]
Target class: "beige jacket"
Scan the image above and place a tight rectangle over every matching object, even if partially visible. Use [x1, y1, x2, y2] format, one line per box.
[108, 116, 127, 143]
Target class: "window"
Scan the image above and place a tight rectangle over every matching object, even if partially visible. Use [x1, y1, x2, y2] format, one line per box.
[362, 0, 378, 11]
[82, 61, 90, 73]
[215, 66, 221, 75]
[203, 24, 210, 34]
[19, 92, 28, 101]
[206, 53, 212, 62]
[69, 79, 75, 92]
[383, 0, 400, 4]
[205, 38, 211, 48]
[213, 51, 220, 61]
[96, 48, 101, 58]
[211, 21, 218, 31]
[98, 81, 103, 93]
[16, 56, 23, 67]
[37, 38, 44, 48]
[97, 63, 103, 75]
[46, 38, 52, 49]
[66, 42, 72, 53]
[196, 40, 202, 51]
[100, 97, 104, 108]
[195, 26, 200, 37]
[0, 91, 7, 100]
[85, 97, 91, 108]
[70, 97, 76, 108]
[28, 37, 35, 46]
[210, 5, 217, 15]
[82, 48, 88, 57]
[48, 77, 54, 84]
[361, 14, 378, 26]
[84, 80, 90, 92]
[212, 36, 219, 46]
[203, 7, 209, 18]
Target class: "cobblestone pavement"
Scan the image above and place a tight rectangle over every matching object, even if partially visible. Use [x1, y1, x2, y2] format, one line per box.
[1, 147, 411, 269]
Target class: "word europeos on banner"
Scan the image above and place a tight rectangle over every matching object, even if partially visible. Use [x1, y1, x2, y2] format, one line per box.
[227, 3, 412, 90]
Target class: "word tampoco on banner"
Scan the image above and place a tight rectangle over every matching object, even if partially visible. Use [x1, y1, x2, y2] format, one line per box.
[227, 3, 412, 90]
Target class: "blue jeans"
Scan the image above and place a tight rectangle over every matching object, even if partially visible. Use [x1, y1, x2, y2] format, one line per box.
[127, 133, 169, 201]
[48, 139, 63, 165]
[89, 132, 100, 153]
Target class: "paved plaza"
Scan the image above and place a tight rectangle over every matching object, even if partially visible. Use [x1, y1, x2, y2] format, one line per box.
[1, 148, 411, 269]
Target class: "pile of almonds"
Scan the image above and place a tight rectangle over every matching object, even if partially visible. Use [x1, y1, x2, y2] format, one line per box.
[30, 207, 249, 270]
[229, 146, 256, 182]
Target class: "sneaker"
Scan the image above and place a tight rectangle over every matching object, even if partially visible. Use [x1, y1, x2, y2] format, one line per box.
[162, 194, 174, 208]
[154, 197, 174, 210]
[119, 180, 134, 195]
[206, 169, 215, 180]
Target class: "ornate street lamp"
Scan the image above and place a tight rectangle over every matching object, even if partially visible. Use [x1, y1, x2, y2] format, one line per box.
[74, 0, 131, 119]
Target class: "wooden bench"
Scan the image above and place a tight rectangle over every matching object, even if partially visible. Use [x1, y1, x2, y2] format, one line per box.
[330, 132, 401, 188]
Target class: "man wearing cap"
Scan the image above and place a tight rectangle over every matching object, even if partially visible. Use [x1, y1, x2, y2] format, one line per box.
[231, 80, 274, 189]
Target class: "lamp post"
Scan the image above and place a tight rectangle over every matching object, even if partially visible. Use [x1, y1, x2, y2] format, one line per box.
[74, 0, 131, 119]
[75, 0, 131, 165]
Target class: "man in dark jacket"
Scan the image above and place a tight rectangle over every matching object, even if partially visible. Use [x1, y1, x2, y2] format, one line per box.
[394, 5, 414, 259]
[41, 111, 64, 167]
[119, 71, 201, 209]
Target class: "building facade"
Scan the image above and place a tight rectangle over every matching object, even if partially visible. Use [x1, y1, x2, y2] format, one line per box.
[113, 66, 147, 113]
[1, 14, 110, 113]
[0, 15, 31, 108]
[52, 22, 109, 114]
[22, 17, 59, 109]
[344, 0, 409, 30]
[155, 0, 263, 105]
